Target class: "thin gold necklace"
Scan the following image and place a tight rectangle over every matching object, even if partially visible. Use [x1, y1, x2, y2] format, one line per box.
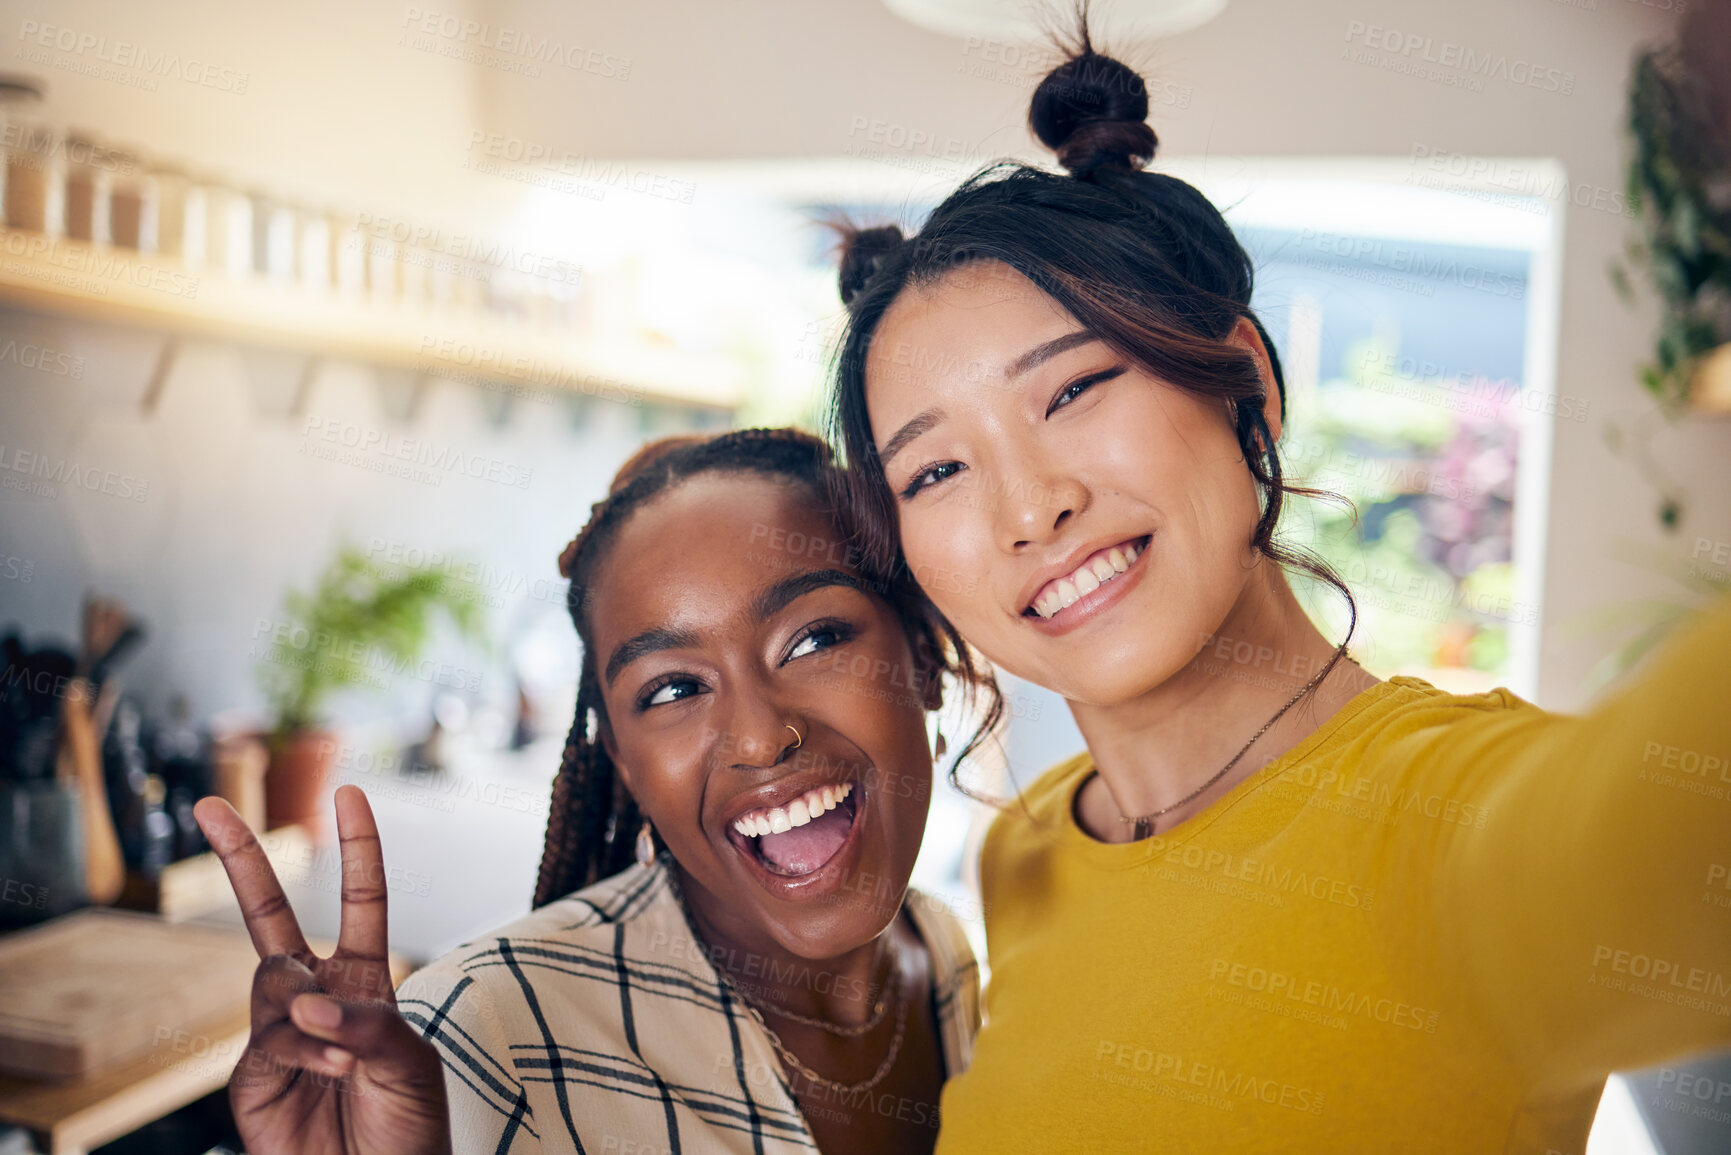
[1113, 642, 1350, 841]
[753, 955, 898, 1038]
[663, 862, 910, 1094]
[725, 967, 909, 1096]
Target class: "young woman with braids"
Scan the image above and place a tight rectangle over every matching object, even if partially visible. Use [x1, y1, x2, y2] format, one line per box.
[827, 27, 1731, 1155]
[194, 427, 990, 1154]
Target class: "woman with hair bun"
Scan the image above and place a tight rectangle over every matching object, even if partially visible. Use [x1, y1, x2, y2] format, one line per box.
[196, 428, 996, 1154]
[829, 24, 1731, 1154]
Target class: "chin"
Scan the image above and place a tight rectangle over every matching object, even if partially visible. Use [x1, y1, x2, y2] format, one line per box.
[760, 865, 913, 959]
[996, 635, 1192, 709]
[763, 901, 899, 961]
[1050, 669, 1173, 710]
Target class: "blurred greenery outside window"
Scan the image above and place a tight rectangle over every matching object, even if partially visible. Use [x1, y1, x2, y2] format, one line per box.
[1244, 226, 1534, 692]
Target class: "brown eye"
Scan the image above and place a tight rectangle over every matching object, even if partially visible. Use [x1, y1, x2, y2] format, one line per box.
[640, 676, 704, 710]
[901, 461, 964, 500]
[784, 620, 857, 663]
[1047, 366, 1126, 417]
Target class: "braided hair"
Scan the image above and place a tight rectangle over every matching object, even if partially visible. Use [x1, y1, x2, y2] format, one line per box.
[533, 427, 1000, 908]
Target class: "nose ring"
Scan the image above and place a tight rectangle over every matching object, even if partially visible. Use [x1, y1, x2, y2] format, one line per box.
[785, 723, 802, 749]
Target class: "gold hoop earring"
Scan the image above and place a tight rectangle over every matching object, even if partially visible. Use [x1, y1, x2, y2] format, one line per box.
[784, 723, 802, 750]
[635, 821, 655, 867]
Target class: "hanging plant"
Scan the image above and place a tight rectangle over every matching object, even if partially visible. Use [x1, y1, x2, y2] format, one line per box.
[1613, 44, 1731, 414]
[1607, 43, 1731, 529]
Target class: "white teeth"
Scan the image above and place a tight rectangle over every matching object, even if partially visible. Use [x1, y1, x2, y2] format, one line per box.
[735, 782, 854, 840]
[1031, 541, 1147, 619]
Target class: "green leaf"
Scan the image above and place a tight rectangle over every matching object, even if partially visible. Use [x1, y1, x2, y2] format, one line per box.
[257, 543, 493, 737]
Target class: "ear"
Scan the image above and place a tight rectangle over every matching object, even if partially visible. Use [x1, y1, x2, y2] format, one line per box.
[597, 717, 633, 793]
[1227, 316, 1283, 448]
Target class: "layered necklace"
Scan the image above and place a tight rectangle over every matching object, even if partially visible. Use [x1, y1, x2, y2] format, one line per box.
[1112, 641, 1351, 841]
[663, 863, 909, 1095]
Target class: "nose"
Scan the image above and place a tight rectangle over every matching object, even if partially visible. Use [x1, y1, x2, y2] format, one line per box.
[717, 695, 804, 771]
[996, 467, 1085, 552]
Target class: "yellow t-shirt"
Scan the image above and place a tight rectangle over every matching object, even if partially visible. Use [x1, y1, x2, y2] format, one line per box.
[936, 601, 1731, 1154]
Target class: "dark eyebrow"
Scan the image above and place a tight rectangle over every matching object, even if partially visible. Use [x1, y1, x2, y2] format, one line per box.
[603, 570, 868, 686]
[876, 406, 944, 468]
[1007, 330, 1101, 380]
[605, 625, 702, 686]
[753, 569, 869, 623]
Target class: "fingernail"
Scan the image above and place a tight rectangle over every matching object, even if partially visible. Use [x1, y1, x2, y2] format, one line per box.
[324, 1046, 354, 1068]
[295, 995, 342, 1030]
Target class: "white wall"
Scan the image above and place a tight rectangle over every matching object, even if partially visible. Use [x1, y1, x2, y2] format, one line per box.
[0, 303, 706, 725]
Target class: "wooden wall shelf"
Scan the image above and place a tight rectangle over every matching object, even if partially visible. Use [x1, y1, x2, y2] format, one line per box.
[0, 228, 744, 410]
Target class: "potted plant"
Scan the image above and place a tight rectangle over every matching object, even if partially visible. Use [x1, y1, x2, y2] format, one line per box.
[256, 544, 485, 828]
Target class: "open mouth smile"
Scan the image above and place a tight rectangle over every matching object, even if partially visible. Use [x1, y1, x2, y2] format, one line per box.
[726, 780, 861, 881]
[1024, 535, 1151, 620]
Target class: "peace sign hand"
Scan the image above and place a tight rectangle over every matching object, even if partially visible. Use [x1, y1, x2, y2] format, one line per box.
[193, 785, 452, 1155]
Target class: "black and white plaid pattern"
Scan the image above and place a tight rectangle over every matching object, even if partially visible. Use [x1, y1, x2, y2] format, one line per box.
[398, 860, 980, 1154]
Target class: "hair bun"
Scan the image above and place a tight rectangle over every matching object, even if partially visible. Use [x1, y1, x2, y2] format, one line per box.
[837, 224, 905, 305]
[1030, 49, 1158, 177]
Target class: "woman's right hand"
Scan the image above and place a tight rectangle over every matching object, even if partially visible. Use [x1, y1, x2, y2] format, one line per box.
[194, 785, 452, 1155]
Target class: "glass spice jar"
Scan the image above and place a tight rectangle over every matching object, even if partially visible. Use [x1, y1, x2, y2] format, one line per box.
[108, 147, 150, 250]
[62, 130, 111, 243]
[0, 78, 57, 233]
[148, 163, 191, 260]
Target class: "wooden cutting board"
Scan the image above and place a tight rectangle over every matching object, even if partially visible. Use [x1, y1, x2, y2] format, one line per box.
[0, 908, 260, 1079]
